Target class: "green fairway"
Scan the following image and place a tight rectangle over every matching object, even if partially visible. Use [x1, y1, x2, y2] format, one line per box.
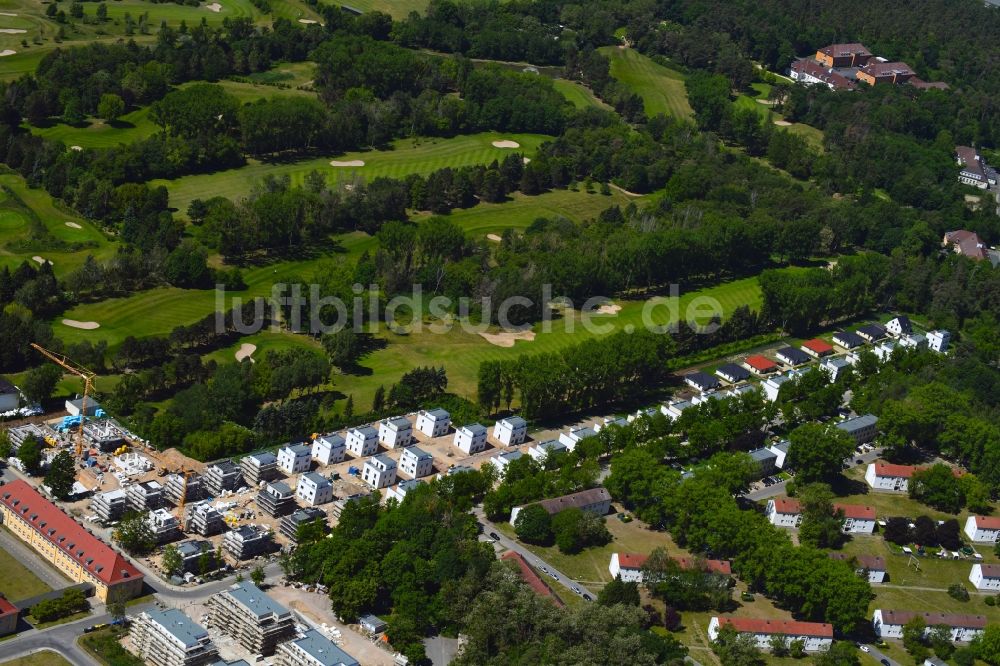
[153, 132, 552, 215]
[0, 541, 53, 602]
[242, 61, 316, 88]
[552, 79, 610, 111]
[267, 0, 325, 23]
[599, 46, 693, 120]
[0, 173, 117, 275]
[330, 0, 428, 19]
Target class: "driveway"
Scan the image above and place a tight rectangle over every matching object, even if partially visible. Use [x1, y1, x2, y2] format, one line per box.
[744, 448, 882, 502]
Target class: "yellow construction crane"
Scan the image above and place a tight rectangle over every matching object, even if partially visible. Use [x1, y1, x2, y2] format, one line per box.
[30, 343, 96, 458]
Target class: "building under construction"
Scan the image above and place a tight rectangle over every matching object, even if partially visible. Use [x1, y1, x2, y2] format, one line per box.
[223, 525, 272, 561]
[184, 501, 225, 537]
[126, 481, 163, 513]
[131, 608, 220, 666]
[240, 452, 280, 487]
[91, 488, 128, 523]
[163, 473, 204, 507]
[81, 419, 128, 453]
[207, 582, 296, 657]
[203, 460, 244, 497]
[256, 482, 295, 518]
[278, 508, 328, 544]
[176, 540, 219, 575]
[148, 508, 182, 544]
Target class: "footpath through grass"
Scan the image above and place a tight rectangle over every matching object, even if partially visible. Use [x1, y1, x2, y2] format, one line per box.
[599, 46, 693, 120]
[153, 132, 551, 216]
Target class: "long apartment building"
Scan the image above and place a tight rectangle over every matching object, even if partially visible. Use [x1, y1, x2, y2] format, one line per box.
[275, 629, 359, 666]
[0, 479, 143, 602]
[132, 608, 220, 666]
[207, 582, 296, 656]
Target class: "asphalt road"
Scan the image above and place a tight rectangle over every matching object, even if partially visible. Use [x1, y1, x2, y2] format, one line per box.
[861, 643, 900, 666]
[473, 507, 596, 601]
[744, 448, 882, 501]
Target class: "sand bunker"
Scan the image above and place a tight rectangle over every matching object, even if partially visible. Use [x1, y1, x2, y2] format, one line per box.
[205, 2, 222, 11]
[522, 157, 531, 164]
[0, 12, 18, 16]
[486, 234, 502, 242]
[479, 329, 535, 347]
[70, 145, 83, 151]
[773, 119, 792, 126]
[298, 18, 318, 23]
[330, 160, 364, 167]
[492, 140, 520, 148]
[235, 343, 257, 362]
[591, 302, 622, 315]
[0, 50, 15, 57]
[62, 319, 100, 330]
[65, 222, 82, 229]
[0, 29, 25, 34]
[32, 256, 50, 265]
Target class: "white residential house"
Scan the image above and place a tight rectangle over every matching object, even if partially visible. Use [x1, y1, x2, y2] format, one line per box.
[346, 426, 379, 457]
[277, 444, 312, 475]
[964, 515, 1000, 543]
[379, 417, 413, 448]
[838, 504, 876, 534]
[865, 462, 916, 492]
[385, 478, 423, 504]
[820, 356, 851, 382]
[0, 379, 19, 412]
[362, 454, 397, 489]
[768, 441, 790, 469]
[873, 340, 898, 362]
[311, 433, 346, 466]
[872, 610, 986, 642]
[762, 375, 790, 402]
[707, 617, 833, 653]
[487, 450, 523, 478]
[295, 472, 334, 506]
[453, 424, 488, 454]
[927, 330, 951, 353]
[528, 440, 567, 463]
[558, 426, 597, 451]
[899, 333, 927, 349]
[608, 552, 647, 583]
[830, 553, 886, 584]
[692, 391, 726, 406]
[766, 498, 802, 528]
[595, 416, 628, 432]
[885, 316, 913, 337]
[493, 416, 527, 446]
[661, 399, 693, 421]
[399, 446, 434, 479]
[415, 408, 451, 438]
[970, 564, 1000, 591]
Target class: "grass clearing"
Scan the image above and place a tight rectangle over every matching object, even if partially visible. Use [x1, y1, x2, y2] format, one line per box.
[243, 61, 316, 88]
[153, 132, 552, 215]
[551, 79, 609, 111]
[0, 652, 73, 666]
[29, 609, 91, 629]
[330, 0, 428, 19]
[79, 626, 144, 666]
[599, 46, 692, 120]
[0, 542, 53, 602]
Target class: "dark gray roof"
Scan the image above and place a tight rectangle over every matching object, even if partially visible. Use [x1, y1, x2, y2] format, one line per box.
[500, 416, 527, 428]
[352, 426, 378, 438]
[749, 448, 778, 464]
[404, 446, 432, 460]
[716, 363, 751, 382]
[284, 443, 312, 456]
[685, 371, 720, 390]
[226, 581, 291, 619]
[890, 316, 912, 333]
[246, 452, 277, 465]
[0, 378, 16, 394]
[856, 323, 886, 339]
[836, 414, 878, 433]
[424, 408, 450, 420]
[302, 472, 330, 486]
[288, 630, 359, 666]
[461, 423, 487, 436]
[776, 347, 810, 365]
[833, 331, 865, 348]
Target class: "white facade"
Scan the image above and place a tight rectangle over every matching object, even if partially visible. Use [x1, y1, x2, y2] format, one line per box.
[296, 472, 333, 506]
[885, 317, 912, 337]
[277, 444, 311, 474]
[661, 399, 693, 421]
[558, 426, 597, 451]
[608, 552, 645, 583]
[964, 516, 1000, 543]
[362, 455, 397, 489]
[379, 417, 413, 448]
[873, 341, 897, 362]
[970, 564, 1000, 591]
[899, 333, 927, 349]
[415, 409, 451, 438]
[453, 424, 488, 454]
[399, 446, 434, 479]
[487, 450, 523, 478]
[385, 479, 423, 504]
[820, 357, 851, 382]
[346, 427, 379, 457]
[768, 441, 789, 469]
[311, 434, 346, 466]
[765, 499, 802, 528]
[707, 617, 832, 652]
[762, 376, 789, 402]
[493, 416, 527, 446]
[865, 463, 911, 492]
[927, 330, 951, 353]
[872, 610, 985, 643]
[528, 440, 567, 463]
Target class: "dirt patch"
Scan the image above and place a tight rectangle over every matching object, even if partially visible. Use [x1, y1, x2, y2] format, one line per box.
[0, 50, 16, 57]
[0, 29, 26, 34]
[297, 18, 318, 23]
[479, 329, 535, 347]
[235, 343, 257, 362]
[330, 160, 365, 167]
[492, 140, 520, 148]
[486, 234, 502, 242]
[205, 2, 222, 11]
[62, 319, 100, 330]
[65, 222, 82, 229]
[773, 119, 793, 127]
[591, 302, 622, 315]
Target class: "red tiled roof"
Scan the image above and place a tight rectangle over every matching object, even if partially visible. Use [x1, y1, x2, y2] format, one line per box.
[745, 355, 777, 372]
[818, 43, 872, 58]
[879, 610, 987, 629]
[0, 596, 16, 618]
[830, 553, 886, 571]
[0, 480, 142, 588]
[802, 338, 833, 354]
[771, 497, 801, 514]
[616, 553, 647, 569]
[834, 503, 876, 520]
[873, 462, 963, 479]
[978, 564, 1000, 578]
[791, 59, 857, 90]
[501, 551, 562, 606]
[675, 557, 732, 575]
[717, 617, 833, 638]
[971, 515, 1000, 530]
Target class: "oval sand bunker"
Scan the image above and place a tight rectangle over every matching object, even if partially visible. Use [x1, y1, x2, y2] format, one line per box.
[62, 319, 100, 330]
[235, 343, 257, 362]
[492, 140, 520, 148]
[330, 160, 365, 167]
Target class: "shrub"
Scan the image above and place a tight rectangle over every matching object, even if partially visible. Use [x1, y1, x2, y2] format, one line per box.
[947, 584, 970, 602]
[986, 596, 996, 606]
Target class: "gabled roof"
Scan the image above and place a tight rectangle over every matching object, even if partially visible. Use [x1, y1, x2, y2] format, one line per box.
[833, 331, 865, 348]
[829, 552, 885, 571]
[685, 371, 720, 391]
[716, 363, 751, 382]
[501, 551, 562, 606]
[0, 479, 142, 587]
[0, 377, 16, 395]
[978, 564, 1000, 578]
[872, 462, 918, 478]
[615, 553, 731, 575]
[770, 497, 801, 514]
[834, 503, 876, 520]
[0, 596, 16, 618]
[530, 488, 611, 515]
[616, 552, 648, 569]
[837, 414, 878, 433]
[888, 316, 912, 333]
[970, 515, 1000, 530]
[856, 323, 886, 339]
[716, 617, 833, 638]
[791, 59, 857, 90]
[745, 355, 777, 372]
[878, 610, 987, 629]
[818, 42, 872, 58]
[802, 338, 833, 354]
[776, 347, 810, 365]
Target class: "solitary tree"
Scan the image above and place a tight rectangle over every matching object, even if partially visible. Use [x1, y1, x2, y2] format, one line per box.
[250, 565, 266, 587]
[17, 436, 43, 475]
[44, 450, 77, 500]
[113, 513, 155, 555]
[786, 422, 854, 483]
[513, 504, 553, 545]
[20, 364, 62, 405]
[162, 544, 183, 577]
[97, 93, 125, 122]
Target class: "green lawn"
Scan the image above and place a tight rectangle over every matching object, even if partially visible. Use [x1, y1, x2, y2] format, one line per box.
[330, 0, 428, 19]
[79, 627, 144, 666]
[153, 132, 552, 216]
[29, 609, 91, 629]
[0, 652, 73, 666]
[0, 172, 118, 275]
[242, 61, 316, 88]
[0, 541, 53, 602]
[267, 0, 325, 23]
[599, 46, 693, 120]
[785, 121, 825, 151]
[551, 79, 610, 111]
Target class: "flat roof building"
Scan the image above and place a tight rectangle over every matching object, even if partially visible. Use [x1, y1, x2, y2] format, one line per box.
[207, 582, 296, 657]
[240, 452, 279, 487]
[132, 608, 219, 666]
[276, 629, 359, 666]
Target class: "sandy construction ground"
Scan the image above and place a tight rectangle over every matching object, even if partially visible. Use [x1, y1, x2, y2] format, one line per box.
[492, 140, 520, 148]
[479, 329, 535, 347]
[330, 159, 365, 167]
[235, 343, 256, 362]
[62, 319, 100, 330]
